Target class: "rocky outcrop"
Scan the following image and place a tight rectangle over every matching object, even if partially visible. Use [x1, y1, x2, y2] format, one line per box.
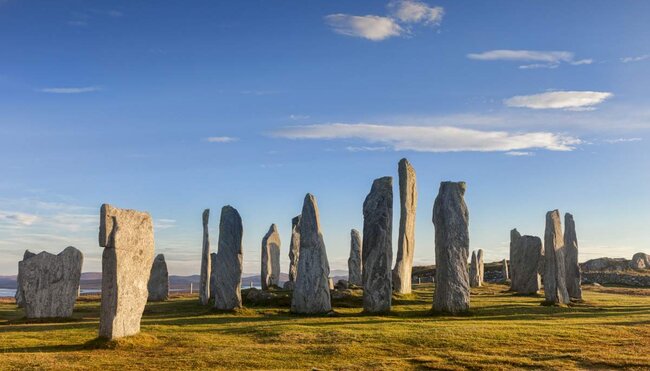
[148, 254, 169, 302]
[582, 257, 630, 272]
[362, 177, 393, 313]
[510, 235, 543, 294]
[432, 181, 470, 314]
[544, 210, 570, 305]
[564, 213, 582, 300]
[288, 215, 301, 285]
[200, 209, 211, 306]
[469, 251, 480, 287]
[631, 253, 650, 270]
[213, 206, 244, 310]
[15, 250, 36, 308]
[291, 194, 332, 314]
[99, 204, 155, 339]
[348, 229, 362, 286]
[18, 246, 83, 318]
[261, 224, 281, 290]
[393, 158, 417, 294]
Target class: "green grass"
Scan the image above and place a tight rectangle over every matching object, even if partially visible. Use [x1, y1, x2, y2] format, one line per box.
[1, 284, 649, 370]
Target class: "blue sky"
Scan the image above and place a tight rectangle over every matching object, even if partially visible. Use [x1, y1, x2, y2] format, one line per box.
[1, 0, 649, 276]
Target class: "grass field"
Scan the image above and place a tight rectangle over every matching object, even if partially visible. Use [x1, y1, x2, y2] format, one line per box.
[1, 283, 649, 370]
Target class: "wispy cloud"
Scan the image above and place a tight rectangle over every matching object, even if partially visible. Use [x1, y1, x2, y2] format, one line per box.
[467, 50, 592, 69]
[505, 151, 534, 156]
[37, 86, 101, 94]
[621, 54, 649, 63]
[603, 137, 642, 144]
[272, 123, 581, 152]
[205, 136, 238, 143]
[346, 146, 388, 152]
[289, 114, 310, 120]
[0, 211, 39, 226]
[388, 0, 444, 25]
[504, 91, 613, 111]
[155, 219, 176, 230]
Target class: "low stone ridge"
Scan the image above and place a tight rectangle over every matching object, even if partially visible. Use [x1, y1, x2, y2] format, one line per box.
[291, 193, 332, 314]
[210, 252, 217, 300]
[213, 206, 244, 310]
[148, 254, 169, 302]
[200, 209, 211, 306]
[564, 213, 582, 300]
[393, 158, 417, 294]
[288, 215, 301, 285]
[99, 204, 155, 340]
[261, 224, 281, 290]
[348, 229, 362, 286]
[18, 246, 83, 318]
[544, 210, 570, 305]
[433, 181, 470, 314]
[15, 250, 36, 308]
[469, 251, 481, 288]
[631, 253, 650, 270]
[510, 235, 543, 294]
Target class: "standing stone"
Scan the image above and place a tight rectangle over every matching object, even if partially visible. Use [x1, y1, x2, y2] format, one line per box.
[348, 229, 363, 286]
[477, 249, 485, 285]
[328, 278, 334, 290]
[469, 251, 481, 288]
[288, 215, 301, 285]
[544, 210, 570, 305]
[99, 204, 155, 339]
[362, 177, 393, 313]
[564, 213, 582, 300]
[200, 209, 211, 305]
[501, 259, 509, 282]
[509, 229, 521, 290]
[433, 181, 470, 314]
[261, 224, 281, 290]
[15, 250, 36, 308]
[393, 158, 417, 294]
[18, 246, 83, 318]
[213, 206, 244, 310]
[147, 254, 169, 302]
[291, 194, 332, 314]
[510, 235, 543, 294]
[210, 252, 217, 299]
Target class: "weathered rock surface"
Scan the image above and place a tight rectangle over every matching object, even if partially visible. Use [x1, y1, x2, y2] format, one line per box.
[288, 215, 301, 284]
[582, 257, 630, 272]
[148, 254, 169, 302]
[362, 176, 393, 313]
[510, 235, 543, 294]
[15, 250, 36, 308]
[477, 249, 485, 285]
[544, 210, 570, 305]
[509, 229, 521, 291]
[348, 229, 362, 286]
[210, 252, 217, 299]
[18, 246, 83, 318]
[564, 213, 582, 300]
[433, 181, 470, 314]
[291, 194, 332, 314]
[261, 224, 281, 290]
[502, 259, 509, 281]
[200, 209, 211, 305]
[213, 206, 244, 310]
[631, 253, 650, 270]
[283, 281, 295, 290]
[469, 250, 481, 288]
[393, 158, 417, 294]
[99, 204, 155, 339]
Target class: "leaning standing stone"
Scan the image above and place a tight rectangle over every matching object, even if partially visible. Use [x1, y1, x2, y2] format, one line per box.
[564, 213, 582, 300]
[213, 206, 244, 310]
[362, 176, 393, 313]
[433, 181, 470, 314]
[18, 246, 83, 318]
[544, 210, 570, 305]
[147, 254, 169, 302]
[200, 209, 211, 305]
[261, 224, 281, 290]
[291, 194, 332, 314]
[348, 229, 362, 286]
[288, 215, 301, 285]
[510, 235, 543, 294]
[99, 204, 155, 339]
[393, 158, 417, 294]
[469, 250, 480, 288]
[477, 249, 485, 285]
[15, 250, 36, 308]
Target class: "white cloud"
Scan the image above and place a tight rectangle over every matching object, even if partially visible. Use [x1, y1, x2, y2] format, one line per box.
[504, 91, 613, 110]
[205, 136, 238, 143]
[603, 137, 642, 143]
[272, 123, 581, 152]
[324, 14, 403, 41]
[621, 55, 649, 63]
[388, 0, 444, 25]
[468, 50, 592, 69]
[38, 86, 101, 94]
[505, 151, 534, 156]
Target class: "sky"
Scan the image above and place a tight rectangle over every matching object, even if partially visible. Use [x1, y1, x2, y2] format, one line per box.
[1, 0, 649, 276]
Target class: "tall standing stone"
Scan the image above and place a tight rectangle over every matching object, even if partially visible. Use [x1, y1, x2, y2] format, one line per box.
[477, 249, 485, 285]
[544, 210, 570, 305]
[288, 215, 301, 285]
[564, 213, 582, 300]
[433, 181, 470, 314]
[261, 224, 281, 290]
[509, 229, 521, 290]
[348, 229, 362, 286]
[18, 246, 83, 318]
[200, 209, 211, 305]
[148, 254, 169, 302]
[15, 250, 36, 308]
[393, 158, 417, 294]
[213, 206, 244, 310]
[210, 252, 217, 299]
[510, 235, 543, 294]
[362, 176, 393, 313]
[469, 250, 481, 288]
[99, 204, 155, 339]
[291, 194, 332, 314]
[501, 258, 509, 282]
